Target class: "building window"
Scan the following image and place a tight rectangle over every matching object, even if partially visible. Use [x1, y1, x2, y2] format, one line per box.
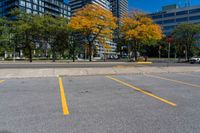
[155, 21, 162, 24]
[189, 8, 200, 14]
[39, 0, 44, 6]
[176, 17, 188, 22]
[164, 13, 175, 17]
[19, 0, 25, 6]
[19, 0, 26, 6]
[39, 0, 42, 5]
[163, 19, 175, 24]
[20, 7, 26, 11]
[33, 0, 38, 4]
[26, 8, 32, 13]
[176, 11, 188, 16]
[152, 14, 162, 19]
[33, 11, 38, 14]
[163, 25, 175, 31]
[39, 7, 44, 12]
[189, 15, 200, 21]
[33, 4, 37, 10]
[26, 2, 31, 8]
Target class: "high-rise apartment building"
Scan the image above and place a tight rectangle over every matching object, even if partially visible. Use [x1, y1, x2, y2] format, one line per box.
[109, 0, 128, 19]
[69, 0, 128, 19]
[108, 0, 128, 49]
[0, 0, 71, 18]
[69, 0, 111, 15]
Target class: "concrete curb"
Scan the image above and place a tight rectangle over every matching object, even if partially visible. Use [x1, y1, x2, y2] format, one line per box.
[0, 66, 199, 78]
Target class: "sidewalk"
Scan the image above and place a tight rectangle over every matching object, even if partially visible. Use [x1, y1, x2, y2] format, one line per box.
[0, 66, 199, 78]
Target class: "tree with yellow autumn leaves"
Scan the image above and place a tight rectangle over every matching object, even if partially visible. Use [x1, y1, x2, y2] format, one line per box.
[69, 4, 117, 61]
[121, 11, 163, 61]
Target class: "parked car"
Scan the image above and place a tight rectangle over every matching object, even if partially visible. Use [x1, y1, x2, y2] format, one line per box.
[190, 56, 200, 64]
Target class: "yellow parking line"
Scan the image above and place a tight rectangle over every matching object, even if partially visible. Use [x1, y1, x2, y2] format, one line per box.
[136, 62, 153, 64]
[144, 74, 200, 88]
[58, 76, 70, 116]
[0, 80, 5, 84]
[176, 73, 200, 78]
[106, 76, 176, 107]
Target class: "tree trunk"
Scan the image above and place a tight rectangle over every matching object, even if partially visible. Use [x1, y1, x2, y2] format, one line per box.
[188, 45, 192, 61]
[29, 47, 32, 63]
[128, 43, 131, 61]
[134, 41, 138, 61]
[72, 43, 76, 62]
[185, 45, 188, 61]
[104, 53, 106, 62]
[72, 48, 75, 62]
[134, 49, 137, 61]
[88, 43, 92, 62]
[52, 45, 56, 62]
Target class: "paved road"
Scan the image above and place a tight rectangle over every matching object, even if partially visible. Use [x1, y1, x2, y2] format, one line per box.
[0, 72, 200, 133]
[0, 62, 199, 69]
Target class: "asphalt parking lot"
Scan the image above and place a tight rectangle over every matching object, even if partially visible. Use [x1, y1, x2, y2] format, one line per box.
[0, 72, 200, 133]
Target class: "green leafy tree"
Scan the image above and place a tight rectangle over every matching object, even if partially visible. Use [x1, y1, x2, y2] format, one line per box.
[172, 23, 200, 61]
[0, 18, 14, 57]
[68, 32, 82, 62]
[39, 15, 70, 62]
[10, 9, 41, 62]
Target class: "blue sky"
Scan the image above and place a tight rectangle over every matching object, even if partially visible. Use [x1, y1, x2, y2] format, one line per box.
[129, 0, 200, 13]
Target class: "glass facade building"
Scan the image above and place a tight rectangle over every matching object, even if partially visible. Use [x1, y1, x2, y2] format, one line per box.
[109, 0, 128, 45]
[109, 0, 128, 19]
[69, 0, 111, 15]
[69, 0, 128, 19]
[0, 0, 71, 18]
[150, 5, 200, 36]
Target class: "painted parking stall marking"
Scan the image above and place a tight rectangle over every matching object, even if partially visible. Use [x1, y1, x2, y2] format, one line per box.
[176, 72, 200, 78]
[0, 80, 5, 84]
[106, 76, 176, 107]
[57, 75, 70, 116]
[144, 74, 200, 88]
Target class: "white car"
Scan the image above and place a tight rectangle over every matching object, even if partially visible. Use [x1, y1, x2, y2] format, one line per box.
[190, 56, 200, 64]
